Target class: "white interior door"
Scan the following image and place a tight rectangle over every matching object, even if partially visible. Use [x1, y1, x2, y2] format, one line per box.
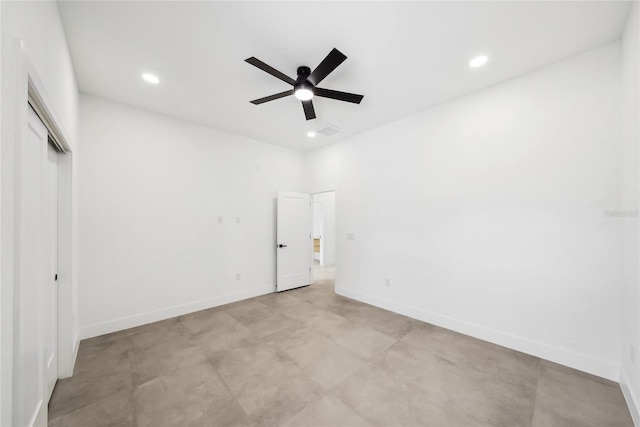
[277, 191, 312, 292]
[45, 143, 59, 400]
[16, 106, 49, 426]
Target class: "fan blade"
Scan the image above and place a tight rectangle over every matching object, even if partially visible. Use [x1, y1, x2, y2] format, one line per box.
[307, 48, 347, 86]
[250, 90, 294, 105]
[302, 100, 316, 120]
[245, 57, 296, 86]
[314, 87, 364, 104]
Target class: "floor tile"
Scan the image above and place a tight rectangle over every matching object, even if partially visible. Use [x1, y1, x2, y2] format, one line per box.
[134, 361, 250, 427]
[66, 335, 132, 383]
[280, 394, 372, 427]
[189, 319, 259, 362]
[129, 322, 207, 386]
[532, 360, 633, 427]
[333, 364, 486, 427]
[305, 311, 349, 336]
[328, 323, 396, 360]
[179, 307, 237, 336]
[398, 323, 542, 425]
[402, 323, 541, 381]
[376, 341, 537, 426]
[278, 331, 368, 389]
[224, 299, 276, 324]
[48, 368, 133, 419]
[361, 311, 420, 340]
[226, 299, 302, 339]
[213, 341, 323, 426]
[260, 292, 325, 322]
[49, 390, 135, 427]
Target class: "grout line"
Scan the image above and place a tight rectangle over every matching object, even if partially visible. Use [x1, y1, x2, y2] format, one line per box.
[528, 358, 544, 426]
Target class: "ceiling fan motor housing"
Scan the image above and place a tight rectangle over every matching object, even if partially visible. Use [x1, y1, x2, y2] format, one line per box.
[296, 66, 311, 81]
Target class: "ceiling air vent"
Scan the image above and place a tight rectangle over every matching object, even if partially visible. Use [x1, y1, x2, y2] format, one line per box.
[317, 124, 341, 136]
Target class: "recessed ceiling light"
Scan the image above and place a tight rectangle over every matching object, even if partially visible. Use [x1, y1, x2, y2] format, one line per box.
[306, 131, 317, 138]
[142, 73, 160, 84]
[469, 55, 488, 68]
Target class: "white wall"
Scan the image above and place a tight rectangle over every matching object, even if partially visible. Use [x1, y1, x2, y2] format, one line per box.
[1, 1, 78, 145]
[620, 2, 640, 424]
[78, 95, 307, 338]
[0, 6, 4, 426]
[1, 1, 79, 425]
[307, 42, 622, 380]
[313, 192, 336, 266]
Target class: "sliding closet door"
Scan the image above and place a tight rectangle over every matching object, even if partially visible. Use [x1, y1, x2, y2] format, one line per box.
[15, 105, 58, 426]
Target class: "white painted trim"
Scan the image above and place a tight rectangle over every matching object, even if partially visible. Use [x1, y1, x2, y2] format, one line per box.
[621, 370, 640, 426]
[310, 188, 338, 282]
[0, 6, 3, 420]
[0, 14, 4, 427]
[80, 285, 274, 340]
[55, 151, 74, 378]
[336, 285, 620, 382]
[0, 36, 21, 427]
[27, 91, 70, 153]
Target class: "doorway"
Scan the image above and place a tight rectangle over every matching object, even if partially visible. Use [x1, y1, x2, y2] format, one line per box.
[311, 191, 336, 290]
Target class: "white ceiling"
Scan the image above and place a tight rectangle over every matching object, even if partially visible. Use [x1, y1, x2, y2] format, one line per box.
[57, 1, 631, 151]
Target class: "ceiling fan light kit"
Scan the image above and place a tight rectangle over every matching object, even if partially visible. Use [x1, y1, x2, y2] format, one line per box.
[294, 78, 314, 101]
[246, 48, 364, 120]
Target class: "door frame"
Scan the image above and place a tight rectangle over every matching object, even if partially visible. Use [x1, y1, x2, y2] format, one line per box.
[310, 189, 337, 284]
[1, 38, 76, 426]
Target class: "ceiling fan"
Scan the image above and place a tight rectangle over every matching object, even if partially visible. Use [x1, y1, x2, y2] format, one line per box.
[245, 48, 364, 121]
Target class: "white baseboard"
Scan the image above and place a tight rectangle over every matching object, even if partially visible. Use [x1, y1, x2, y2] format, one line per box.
[621, 371, 640, 426]
[80, 285, 274, 340]
[335, 286, 620, 382]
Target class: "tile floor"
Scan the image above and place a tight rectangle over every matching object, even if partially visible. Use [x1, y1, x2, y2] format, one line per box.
[49, 265, 633, 426]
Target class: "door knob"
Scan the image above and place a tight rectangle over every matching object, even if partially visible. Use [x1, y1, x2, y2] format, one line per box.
[278, 244, 288, 248]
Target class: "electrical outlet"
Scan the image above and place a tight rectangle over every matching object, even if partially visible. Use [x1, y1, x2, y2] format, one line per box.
[217, 216, 223, 224]
[346, 233, 355, 240]
[385, 278, 391, 287]
[236, 273, 241, 281]
[236, 216, 241, 224]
